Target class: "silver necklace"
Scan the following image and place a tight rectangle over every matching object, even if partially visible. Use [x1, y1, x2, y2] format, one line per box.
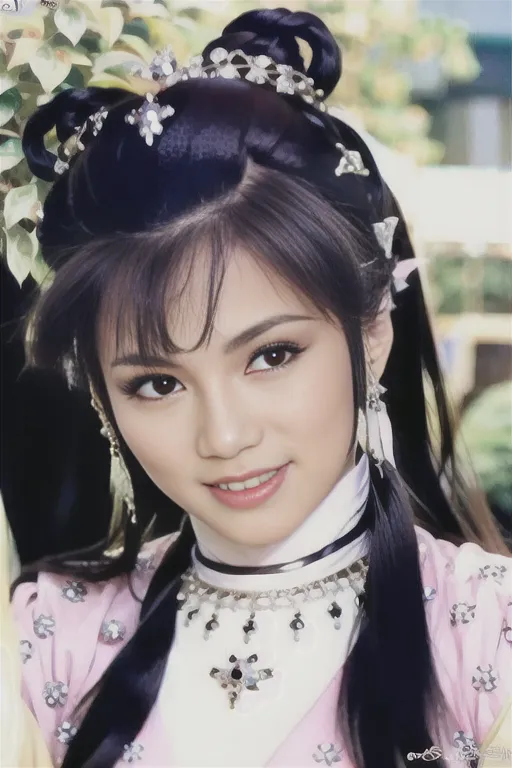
[177, 556, 368, 643]
[177, 557, 368, 709]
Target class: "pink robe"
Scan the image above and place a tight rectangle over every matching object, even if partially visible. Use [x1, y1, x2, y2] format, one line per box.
[11, 526, 512, 766]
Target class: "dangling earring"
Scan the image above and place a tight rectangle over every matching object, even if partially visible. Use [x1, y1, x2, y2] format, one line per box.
[359, 367, 396, 477]
[90, 390, 137, 525]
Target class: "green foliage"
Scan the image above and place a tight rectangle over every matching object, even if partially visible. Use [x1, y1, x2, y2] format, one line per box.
[0, 0, 479, 286]
[459, 381, 512, 514]
[428, 254, 512, 314]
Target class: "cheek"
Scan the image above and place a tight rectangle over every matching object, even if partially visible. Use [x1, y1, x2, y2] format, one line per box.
[278, 341, 354, 440]
[111, 402, 185, 483]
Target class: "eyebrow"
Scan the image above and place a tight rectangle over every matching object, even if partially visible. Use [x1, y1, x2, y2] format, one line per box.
[111, 313, 314, 368]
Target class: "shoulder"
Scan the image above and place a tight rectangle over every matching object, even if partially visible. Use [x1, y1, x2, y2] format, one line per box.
[10, 531, 178, 762]
[415, 526, 512, 746]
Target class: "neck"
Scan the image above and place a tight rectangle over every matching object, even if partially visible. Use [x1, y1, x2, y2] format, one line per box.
[189, 454, 370, 589]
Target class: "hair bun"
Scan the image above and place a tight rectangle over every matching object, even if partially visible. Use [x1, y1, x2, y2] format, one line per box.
[22, 86, 129, 182]
[205, 7, 341, 100]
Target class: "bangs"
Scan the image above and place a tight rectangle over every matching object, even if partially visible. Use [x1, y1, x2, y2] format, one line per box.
[28, 165, 372, 399]
[97, 216, 234, 365]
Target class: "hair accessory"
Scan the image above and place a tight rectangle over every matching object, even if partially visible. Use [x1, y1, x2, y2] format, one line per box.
[51, 45, 369, 178]
[362, 367, 396, 475]
[372, 216, 399, 260]
[177, 556, 368, 644]
[392, 257, 420, 293]
[335, 142, 369, 177]
[54, 107, 108, 175]
[89, 390, 137, 525]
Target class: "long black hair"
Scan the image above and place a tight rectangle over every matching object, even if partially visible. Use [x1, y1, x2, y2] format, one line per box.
[15, 7, 505, 768]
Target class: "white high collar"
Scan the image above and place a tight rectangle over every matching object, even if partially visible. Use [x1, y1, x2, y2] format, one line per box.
[189, 454, 371, 591]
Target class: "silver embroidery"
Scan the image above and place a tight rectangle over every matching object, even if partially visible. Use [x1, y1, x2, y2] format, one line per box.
[471, 664, 499, 692]
[33, 614, 56, 639]
[61, 580, 88, 603]
[56, 720, 78, 745]
[450, 602, 477, 626]
[123, 742, 144, 762]
[478, 564, 507, 584]
[423, 586, 437, 601]
[135, 553, 155, 573]
[502, 622, 512, 644]
[453, 731, 480, 762]
[313, 743, 343, 765]
[43, 681, 69, 708]
[20, 639, 33, 663]
[100, 619, 126, 643]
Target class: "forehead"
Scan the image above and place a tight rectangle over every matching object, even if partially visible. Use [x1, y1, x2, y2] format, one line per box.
[98, 247, 316, 362]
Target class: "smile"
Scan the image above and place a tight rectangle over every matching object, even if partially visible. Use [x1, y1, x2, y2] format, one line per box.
[206, 463, 290, 510]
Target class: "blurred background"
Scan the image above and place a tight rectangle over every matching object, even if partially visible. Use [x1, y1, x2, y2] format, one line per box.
[1, 0, 511, 563]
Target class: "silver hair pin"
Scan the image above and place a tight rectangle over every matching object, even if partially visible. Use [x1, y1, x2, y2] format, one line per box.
[372, 216, 399, 259]
[53, 45, 369, 178]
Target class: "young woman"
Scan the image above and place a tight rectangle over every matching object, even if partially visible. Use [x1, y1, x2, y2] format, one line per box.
[4, 7, 511, 768]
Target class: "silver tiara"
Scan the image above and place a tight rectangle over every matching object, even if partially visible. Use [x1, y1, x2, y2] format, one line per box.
[53, 45, 369, 178]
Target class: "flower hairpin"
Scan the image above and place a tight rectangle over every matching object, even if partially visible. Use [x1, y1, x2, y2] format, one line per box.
[53, 45, 369, 178]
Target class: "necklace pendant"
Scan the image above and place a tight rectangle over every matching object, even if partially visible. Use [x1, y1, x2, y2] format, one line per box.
[210, 653, 273, 709]
[204, 612, 219, 640]
[242, 612, 257, 644]
[184, 608, 199, 627]
[327, 601, 342, 630]
[290, 611, 305, 641]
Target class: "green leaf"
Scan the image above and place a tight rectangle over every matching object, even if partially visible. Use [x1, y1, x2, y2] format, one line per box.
[117, 34, 156, 63]
[3, 224, 38, 287]
[54, 5, 88, 47]
[4, 183, 38, 229]
[0, 73, 16, 96]
[86, 73, 133, 91]
[57, 46, 92, 67]
[127, 3, 169, 19]
[29, 43, 72, 93]
[7, 38, 42, 71]
[30, 249, 52, 286]
[0, 88, 22, 128]
[92, 50, 143, 75]
[90, 7, 125, 48]
[0, 137, 24, 173]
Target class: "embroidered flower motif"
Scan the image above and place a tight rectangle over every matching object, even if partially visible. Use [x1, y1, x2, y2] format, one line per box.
[450, 602, 477, 626]
[312, 743, 343, 765]
[43, 681, 69, 708]
[423, 586, 437, 601]
[123, 742, 144, 762]
[33, 614, 56, 639]
[135, 553, 155, 573]
[471, 664, 499, 692]
[61, 580, 88, 603]
[478, 564, 507, 584]
[453, 730, 480, 761]
[100, 619, 126, 643]
[56, 720, 78, 745]
[20, 639, 33, 663]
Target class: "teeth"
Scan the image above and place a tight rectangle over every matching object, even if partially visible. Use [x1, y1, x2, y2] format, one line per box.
[217, 469, 279, 492]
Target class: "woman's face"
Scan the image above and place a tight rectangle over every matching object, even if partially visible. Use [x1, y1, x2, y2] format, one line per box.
[100, 249, 356, 547]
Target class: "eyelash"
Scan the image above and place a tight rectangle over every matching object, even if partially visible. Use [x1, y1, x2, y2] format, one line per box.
[119, 341, 306, 401]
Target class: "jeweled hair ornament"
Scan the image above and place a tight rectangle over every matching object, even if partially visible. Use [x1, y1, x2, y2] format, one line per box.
[53, 44, 368, 178]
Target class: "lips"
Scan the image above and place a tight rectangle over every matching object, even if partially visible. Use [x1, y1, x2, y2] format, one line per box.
[206, 463, 290, 510]
[207, 465, 285, 487]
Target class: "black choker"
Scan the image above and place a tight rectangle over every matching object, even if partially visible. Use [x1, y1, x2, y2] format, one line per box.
[193, 498, 370, 575]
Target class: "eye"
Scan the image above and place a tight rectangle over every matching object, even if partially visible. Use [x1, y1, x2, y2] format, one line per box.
[247, 342, 305, 373]
[121, 374, 182, 400]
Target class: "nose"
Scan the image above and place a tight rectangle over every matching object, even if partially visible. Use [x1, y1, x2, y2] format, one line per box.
[195, 384, 263, 460]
